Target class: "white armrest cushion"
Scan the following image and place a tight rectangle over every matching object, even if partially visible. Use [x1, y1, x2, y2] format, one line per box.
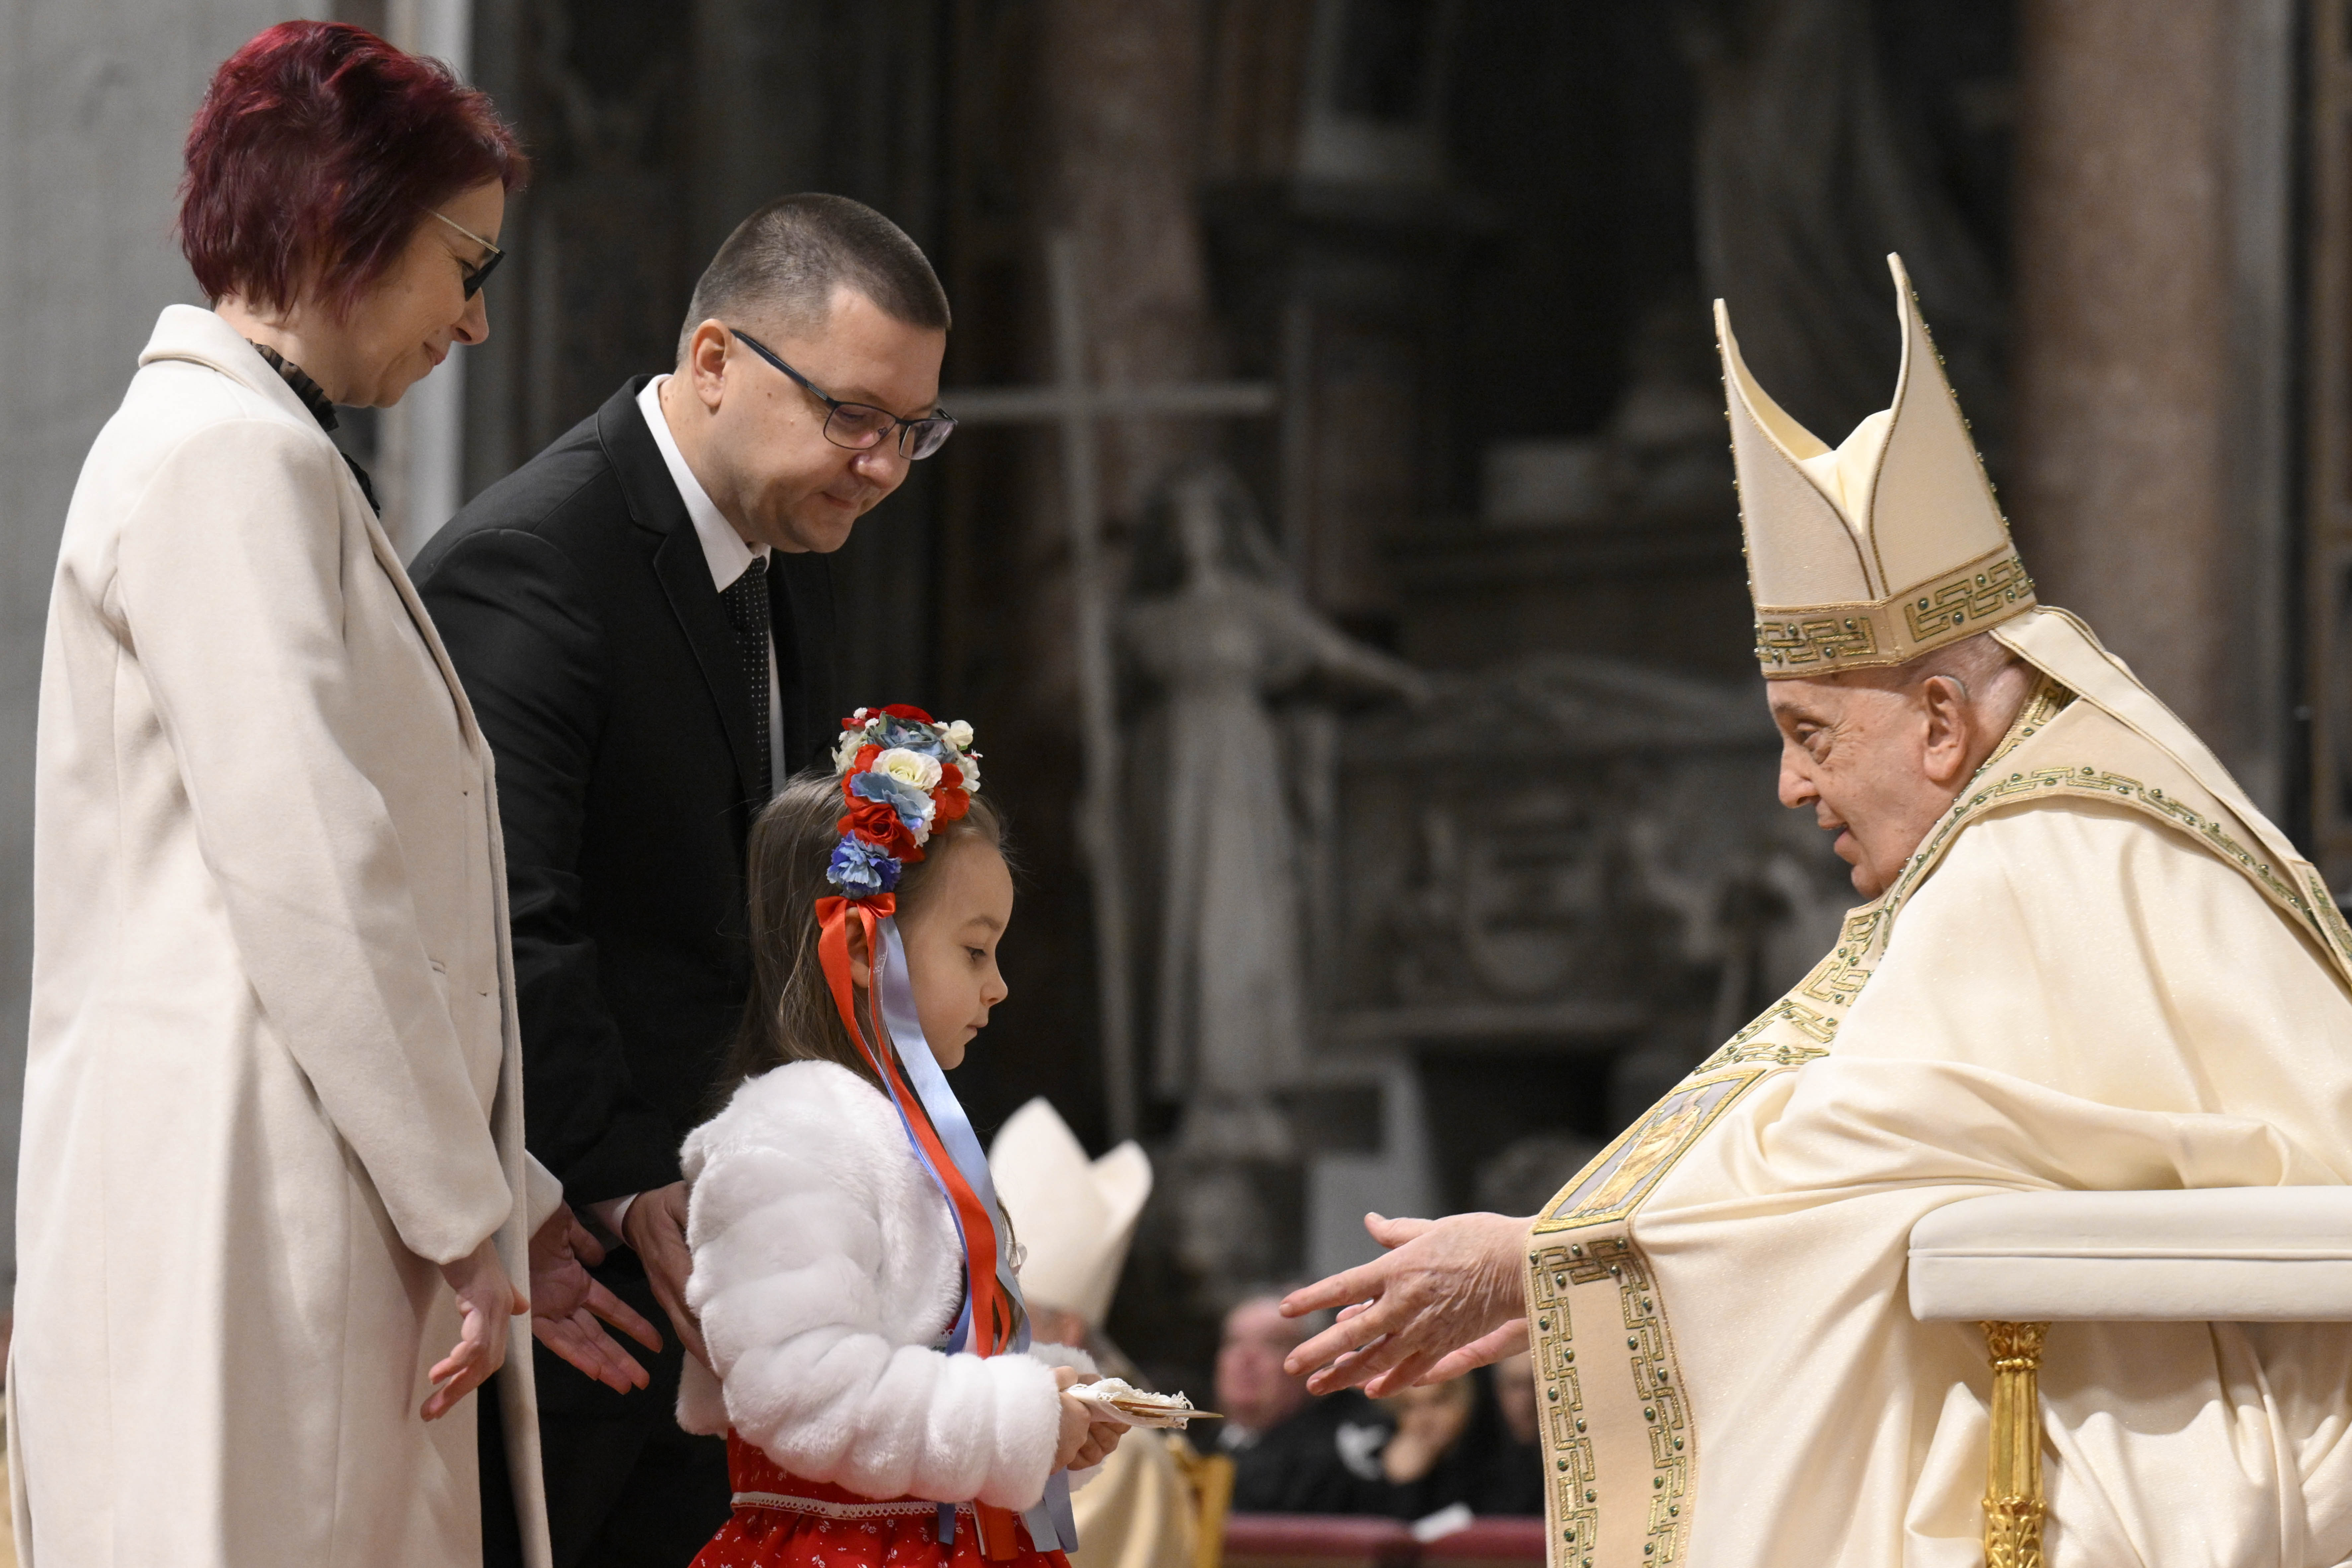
[1908, 1188, 2352, 1323]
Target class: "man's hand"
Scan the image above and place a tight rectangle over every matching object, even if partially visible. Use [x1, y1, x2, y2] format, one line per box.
[621, 1180, 709, 1369]
[1279, 1211, 1531, 1397]
[1052, 1366, 1128, 1471]
[426, 1236, 527, 1421]
[531, 1202, 664, 1393]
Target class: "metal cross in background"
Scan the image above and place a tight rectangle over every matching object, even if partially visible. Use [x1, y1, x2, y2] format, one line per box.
[940, 232, 1277, 1145]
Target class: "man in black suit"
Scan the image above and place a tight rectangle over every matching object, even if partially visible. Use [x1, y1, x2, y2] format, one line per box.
[413, 194, 955, 1567]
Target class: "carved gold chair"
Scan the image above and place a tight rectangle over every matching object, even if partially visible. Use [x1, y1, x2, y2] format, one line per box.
[1909, 1188, 2352, 1567]
[1167, 1438, 1236, 1568]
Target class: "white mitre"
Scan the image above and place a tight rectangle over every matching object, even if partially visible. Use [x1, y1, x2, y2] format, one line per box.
[1718, 252, 2035, 676]
[989, 1097, 1152, 1329]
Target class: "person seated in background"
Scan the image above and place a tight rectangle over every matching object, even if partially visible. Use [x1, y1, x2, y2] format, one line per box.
[1375, 1365, 1544, 1520]
[1209, 1295, 1392, 1514]
[1489, 1350, 1544, 1489]
[989, 1097, 1197, 1568]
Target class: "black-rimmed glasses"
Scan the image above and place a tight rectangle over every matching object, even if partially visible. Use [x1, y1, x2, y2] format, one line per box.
[428, 209, 505, 299]
[728, 326, 956, 461]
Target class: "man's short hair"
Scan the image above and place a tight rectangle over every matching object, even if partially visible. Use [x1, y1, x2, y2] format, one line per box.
[678, 193, 948, 361]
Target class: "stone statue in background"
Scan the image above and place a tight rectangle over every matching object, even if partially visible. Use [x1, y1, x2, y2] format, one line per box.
[1126, 462, 1426, 1109]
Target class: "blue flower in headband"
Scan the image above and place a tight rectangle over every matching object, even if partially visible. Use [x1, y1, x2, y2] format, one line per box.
[828, 836, 902, 899]
[850, 768, 934, 836]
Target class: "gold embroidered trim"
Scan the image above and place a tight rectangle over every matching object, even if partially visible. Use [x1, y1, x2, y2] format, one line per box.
[2308, 868, 2352, 968]
[1527, 1253, 1598, 1566]
[1982, 678, 2074, 769]
[1902, 555, 2036, 643]
[1527, 1236, 1697, 1567]
[1694, 904, 1888, 1073]
[1535, 1069, 1774, 1232]
[1755, 546, 2036, 675]
[1756, 613, 1879, 669]
[1796, 908, 1882, 1008]
[1612, 1242, 1694, 1562]
[1710, 999, 1838, 1059]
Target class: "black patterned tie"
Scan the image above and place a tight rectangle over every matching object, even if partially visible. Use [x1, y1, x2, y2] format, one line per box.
[721, 556, 773, 803]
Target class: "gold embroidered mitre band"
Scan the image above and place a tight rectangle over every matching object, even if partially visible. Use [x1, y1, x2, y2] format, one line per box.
[1720, 254, 2036, 677]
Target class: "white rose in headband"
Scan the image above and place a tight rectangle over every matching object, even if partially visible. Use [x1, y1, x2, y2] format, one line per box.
[945, 720, 975, 750]
[874, 747, 944, 792]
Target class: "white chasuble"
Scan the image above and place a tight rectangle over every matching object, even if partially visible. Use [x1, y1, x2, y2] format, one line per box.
[1528, 608, 2352, 1568]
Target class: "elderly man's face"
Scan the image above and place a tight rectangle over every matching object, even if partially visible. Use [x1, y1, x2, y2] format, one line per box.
[1768, 669, 2010, 898]
[1217, 1297, 1311, 1433]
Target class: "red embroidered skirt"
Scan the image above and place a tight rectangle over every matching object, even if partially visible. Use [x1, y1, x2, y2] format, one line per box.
[691, 1433, 1071, 1568]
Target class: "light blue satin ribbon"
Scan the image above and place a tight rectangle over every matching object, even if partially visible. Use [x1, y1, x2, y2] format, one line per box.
[874, 917, 1080, 1555]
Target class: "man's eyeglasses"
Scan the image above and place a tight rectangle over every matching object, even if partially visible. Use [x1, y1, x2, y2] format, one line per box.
[727, 327, 956, 461]
[428, 209, 505, 299]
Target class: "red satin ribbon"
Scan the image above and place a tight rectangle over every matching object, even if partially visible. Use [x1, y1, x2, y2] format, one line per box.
[814, 894, 1023, 1559]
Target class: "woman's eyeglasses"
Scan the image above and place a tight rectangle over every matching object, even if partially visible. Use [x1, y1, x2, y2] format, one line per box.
[728, 327, 956, 461]
[428, 209, 505, 299]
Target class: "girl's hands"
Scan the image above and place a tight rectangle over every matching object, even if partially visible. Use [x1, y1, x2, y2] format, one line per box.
[1052, 1366, 1128, 1471]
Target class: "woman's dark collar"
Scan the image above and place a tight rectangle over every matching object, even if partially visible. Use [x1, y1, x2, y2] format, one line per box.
[243, 338, 381, 516]
[245, 340, 339, 433]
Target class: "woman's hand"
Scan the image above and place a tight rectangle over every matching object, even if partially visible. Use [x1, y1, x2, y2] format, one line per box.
[424, 1236, 527, 1420]
[1052, 1366, 1129, 1471]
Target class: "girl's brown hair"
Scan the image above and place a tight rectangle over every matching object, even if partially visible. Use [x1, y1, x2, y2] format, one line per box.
[725, 768, 1006, 1096]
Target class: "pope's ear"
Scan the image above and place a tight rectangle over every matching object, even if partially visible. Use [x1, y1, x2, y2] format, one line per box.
[1919, 673, 1974, 785]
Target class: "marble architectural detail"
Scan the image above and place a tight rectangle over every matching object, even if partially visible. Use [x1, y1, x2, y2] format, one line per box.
[1328, 656, 1849, 1055]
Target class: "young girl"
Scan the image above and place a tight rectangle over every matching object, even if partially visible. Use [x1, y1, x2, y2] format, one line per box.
[680, 707, 1128, 1568]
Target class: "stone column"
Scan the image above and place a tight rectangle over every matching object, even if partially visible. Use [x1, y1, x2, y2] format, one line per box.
[2010, 0, 2297, 809]
[1031, 0, 1219, 537]
[0, 1, 312, 1282]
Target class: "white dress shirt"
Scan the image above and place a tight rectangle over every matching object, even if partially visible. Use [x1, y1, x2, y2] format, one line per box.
[638, 375, 785, 791]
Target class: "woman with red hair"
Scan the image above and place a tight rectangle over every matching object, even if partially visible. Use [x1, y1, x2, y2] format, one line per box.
[14, 22, 635, 1568]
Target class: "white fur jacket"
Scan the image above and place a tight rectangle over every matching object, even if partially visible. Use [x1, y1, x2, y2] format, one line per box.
[679, 1059, 1093, 1510]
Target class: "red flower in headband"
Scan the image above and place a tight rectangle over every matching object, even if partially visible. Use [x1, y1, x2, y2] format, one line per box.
[843, 790, 923, 862]
[933, 762, 971, 825]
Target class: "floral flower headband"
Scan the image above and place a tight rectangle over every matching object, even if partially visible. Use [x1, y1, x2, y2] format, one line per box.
[825, 705, 981, 901]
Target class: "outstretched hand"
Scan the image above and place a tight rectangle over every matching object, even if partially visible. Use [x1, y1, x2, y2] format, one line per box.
[530, 1202, 663, 1393]
[1279, 1211, 1531, 1397]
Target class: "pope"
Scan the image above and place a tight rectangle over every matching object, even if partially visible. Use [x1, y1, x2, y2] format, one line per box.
[1279, 255, 2352, 1567]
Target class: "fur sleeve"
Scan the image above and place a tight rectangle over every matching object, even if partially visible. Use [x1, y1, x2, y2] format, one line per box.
[683, 1064, 1066, 1510]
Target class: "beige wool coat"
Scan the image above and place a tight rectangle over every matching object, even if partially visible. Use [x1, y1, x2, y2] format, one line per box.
[12, 305, 556, 1568]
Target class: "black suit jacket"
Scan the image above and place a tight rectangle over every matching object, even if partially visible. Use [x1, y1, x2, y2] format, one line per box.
[414, 377, 839, 1203]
